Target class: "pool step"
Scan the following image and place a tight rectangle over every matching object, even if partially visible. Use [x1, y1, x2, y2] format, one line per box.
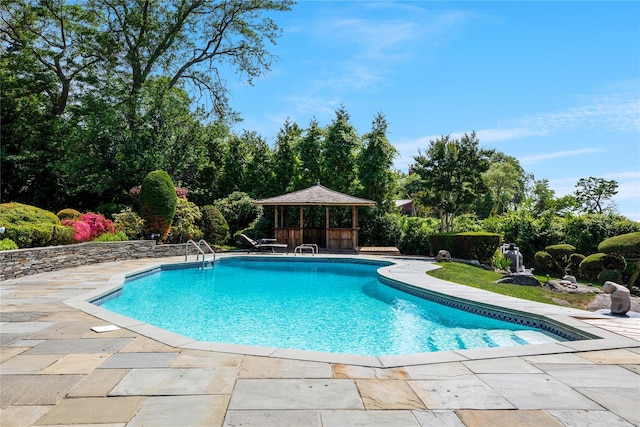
[515, 330, 560, 344]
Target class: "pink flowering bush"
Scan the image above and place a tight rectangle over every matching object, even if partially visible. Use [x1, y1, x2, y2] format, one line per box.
[62, 213, 115, 242]
[62, 219, 92, 242]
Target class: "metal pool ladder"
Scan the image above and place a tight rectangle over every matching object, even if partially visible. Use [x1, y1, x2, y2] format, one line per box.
[185, 239, 216, 268]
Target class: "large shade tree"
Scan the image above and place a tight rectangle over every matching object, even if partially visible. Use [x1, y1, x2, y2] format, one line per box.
[1, 0, 293, 208]
[574, 176, 618, 214]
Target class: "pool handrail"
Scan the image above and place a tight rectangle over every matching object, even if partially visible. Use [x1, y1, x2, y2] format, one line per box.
[185, 239, 216, 267]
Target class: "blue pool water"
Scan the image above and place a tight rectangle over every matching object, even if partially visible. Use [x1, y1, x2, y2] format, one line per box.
[99, 258, 561, 356]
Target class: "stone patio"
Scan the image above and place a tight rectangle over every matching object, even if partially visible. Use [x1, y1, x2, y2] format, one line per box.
[1, 256, 639, 426]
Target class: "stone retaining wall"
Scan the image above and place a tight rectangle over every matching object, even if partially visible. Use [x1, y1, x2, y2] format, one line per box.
[0, 240, 189, 281]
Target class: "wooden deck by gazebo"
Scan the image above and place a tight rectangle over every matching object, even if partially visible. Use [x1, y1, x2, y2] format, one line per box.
[254, 183, 376, 251]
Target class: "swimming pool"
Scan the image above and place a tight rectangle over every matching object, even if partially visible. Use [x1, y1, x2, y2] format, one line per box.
[96, 257, 568, 356]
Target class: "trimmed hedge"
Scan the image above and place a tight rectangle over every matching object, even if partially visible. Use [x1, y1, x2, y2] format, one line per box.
[428, 231, 500, 263]
[0, 203, 74, 248]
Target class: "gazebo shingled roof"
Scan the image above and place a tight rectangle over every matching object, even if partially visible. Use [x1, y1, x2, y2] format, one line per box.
[254, 183, 376, 207]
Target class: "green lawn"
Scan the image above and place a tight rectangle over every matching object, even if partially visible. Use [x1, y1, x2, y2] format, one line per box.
[427, 262, 597, 309]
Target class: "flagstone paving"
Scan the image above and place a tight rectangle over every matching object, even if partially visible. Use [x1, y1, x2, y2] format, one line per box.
[1, 256, 639, 426]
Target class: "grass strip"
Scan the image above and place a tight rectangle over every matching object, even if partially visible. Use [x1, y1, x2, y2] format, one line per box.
[427, 262, 596, 309]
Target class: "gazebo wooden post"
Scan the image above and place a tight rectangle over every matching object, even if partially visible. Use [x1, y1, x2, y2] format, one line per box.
[299, 206, 303, 246]
[325, 206, 330, 250]
[274, 206, 278, 240]
[352, 206, 358, 249]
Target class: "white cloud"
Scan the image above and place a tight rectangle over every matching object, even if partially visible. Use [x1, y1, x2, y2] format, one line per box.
[519, 148, 603, 165]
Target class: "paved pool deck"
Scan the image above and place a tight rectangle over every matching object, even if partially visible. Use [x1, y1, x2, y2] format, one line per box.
[1, 254, 639, 426]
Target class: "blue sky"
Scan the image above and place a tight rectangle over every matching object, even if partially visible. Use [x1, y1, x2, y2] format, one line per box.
[226, 1, 640, 221]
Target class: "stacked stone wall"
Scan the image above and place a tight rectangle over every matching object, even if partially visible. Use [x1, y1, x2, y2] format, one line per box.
[0, 241, 188, 281]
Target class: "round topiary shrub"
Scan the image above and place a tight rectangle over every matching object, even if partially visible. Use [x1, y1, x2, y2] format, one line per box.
[579, 253, 626, 281]
[139, 170, 177, 241]
[534, 251, 554, 272]
[545, 244, 576, 260]
[598, 232, 640, 288]
[200, 205, 230, 246]
[566, 253, 585, 276]
[56, 208, 82, 221]
[598, 232, 640, 257]
[598, 269, 622, 284]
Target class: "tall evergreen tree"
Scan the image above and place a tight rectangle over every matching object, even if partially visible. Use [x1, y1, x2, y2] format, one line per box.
[357, 112, 397, 210]
[295, 118, 323, 189]
[273, 119, 302, 194]
[320, 106, 361, 193]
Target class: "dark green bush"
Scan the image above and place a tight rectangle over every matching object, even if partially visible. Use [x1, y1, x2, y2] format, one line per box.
[398, 217, 436, 255]
[534, 251, 554, 273]
[566, 253, 585, 276]
[214, 192, 262, 237]
[236, 216, 274, 247]
[359, 210, 402, 247]
[0, 203, 74, 248]
[545, 244, 576, 260]
[139, 170, 177, 240]
[0, 238, 18, 250]
[428, 232, 500, 263]
[200, 205, 230, 246]
[579, 253, 626, 280]
[598, 269, 622, 284]
[564, 214, 640, 256]
[428, 233, 457, 257]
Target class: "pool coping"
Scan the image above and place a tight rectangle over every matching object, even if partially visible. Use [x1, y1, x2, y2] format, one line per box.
[64, 253, 640, 368]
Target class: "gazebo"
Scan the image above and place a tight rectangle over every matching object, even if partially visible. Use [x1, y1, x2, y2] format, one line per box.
[254, 183, 376, 250]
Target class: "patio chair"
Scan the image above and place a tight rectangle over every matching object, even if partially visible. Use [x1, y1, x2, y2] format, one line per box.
[239, 234, 289, 254]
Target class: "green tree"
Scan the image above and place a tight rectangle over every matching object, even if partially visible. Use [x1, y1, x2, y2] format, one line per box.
[320, 106, 361, 193]
[219, 133, 250, 195]
[574, 177, 618, 214]
[91, 0, 293, 129]
[294, 118, 323, 189]
[357, 112, 397, 210]
[0, 0, 107, 116]
[480, 154, 525, 215]
[273, 119, 302, 194]
[243, 131, 275, 198]
[411, 132, 493, 232]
